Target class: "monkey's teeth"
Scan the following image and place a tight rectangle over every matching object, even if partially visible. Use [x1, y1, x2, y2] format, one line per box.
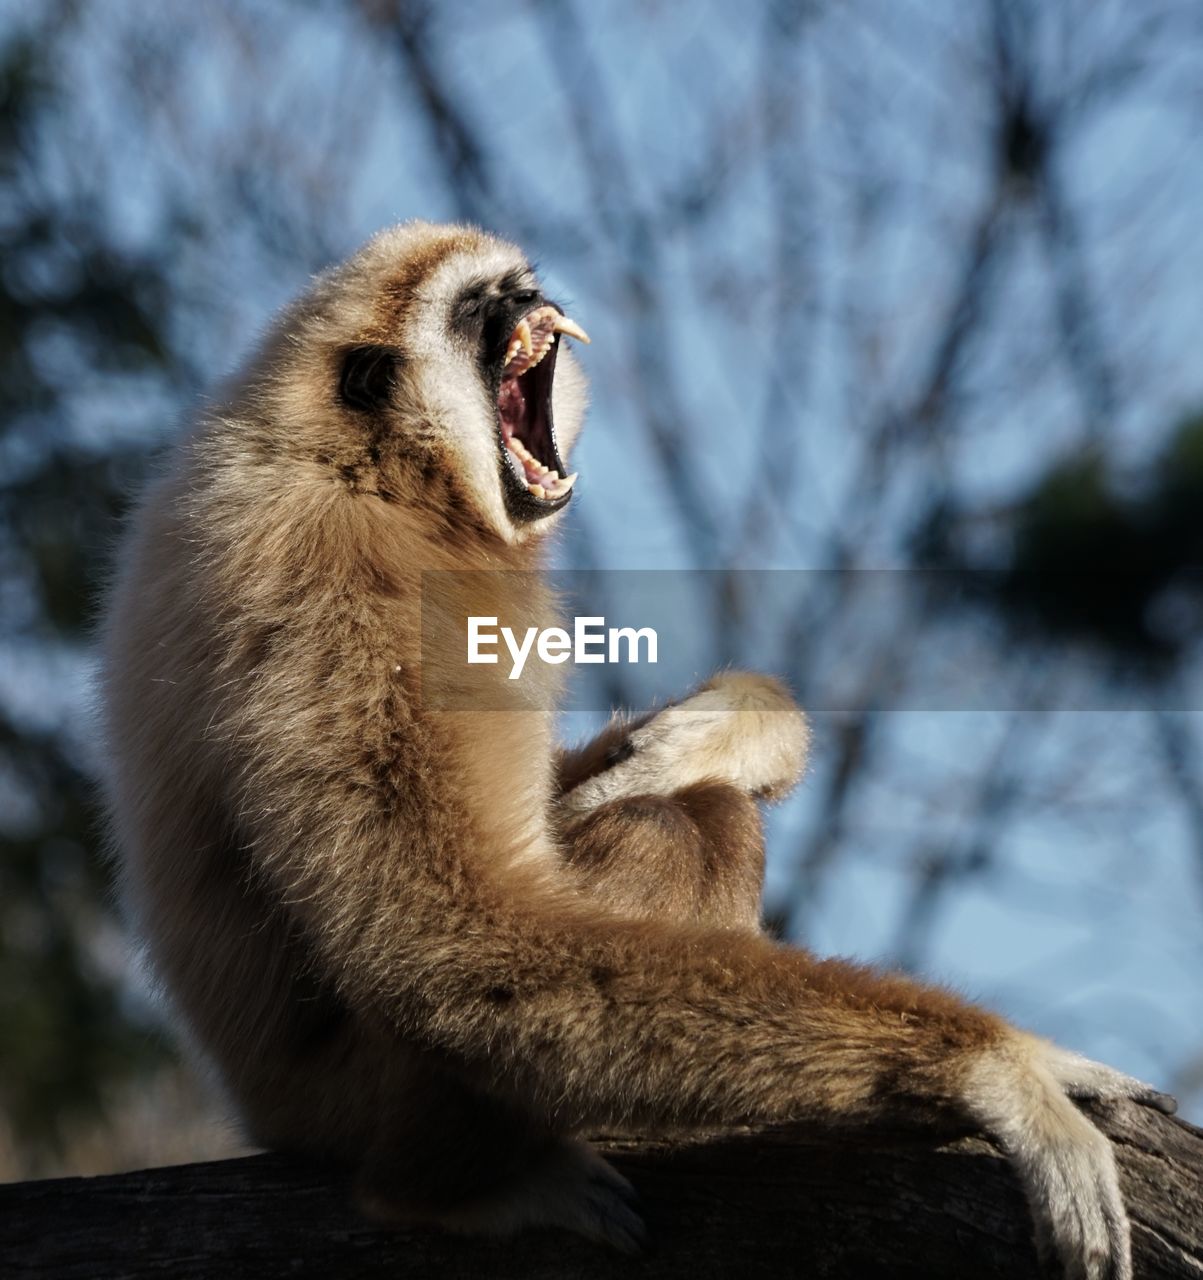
[498, 306, 584, 504]
[552, 316, 591, 345]
[503, 308, 587, 374]
[507, 438, 575, 499]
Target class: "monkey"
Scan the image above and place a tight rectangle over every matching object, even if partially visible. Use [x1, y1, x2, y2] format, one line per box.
[98, 221, 1175, 1278]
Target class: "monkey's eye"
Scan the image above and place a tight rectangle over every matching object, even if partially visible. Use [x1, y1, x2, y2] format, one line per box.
[511, 289, 538, 307]
[338, 345, 401, 412]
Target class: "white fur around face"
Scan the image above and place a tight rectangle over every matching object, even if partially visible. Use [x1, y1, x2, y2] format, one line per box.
[408, 242, 535, 541]
[394, 231, 588, 545]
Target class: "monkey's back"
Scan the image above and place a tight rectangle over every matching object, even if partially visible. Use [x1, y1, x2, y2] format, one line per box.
[98, 448, 414, 1160]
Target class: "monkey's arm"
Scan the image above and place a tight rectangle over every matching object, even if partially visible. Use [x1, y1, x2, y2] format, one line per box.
[254, 770, 998, 1138]
[550, 675, 804, 930]
[552, 676, 791, 929]
[554, 708, 653, 795]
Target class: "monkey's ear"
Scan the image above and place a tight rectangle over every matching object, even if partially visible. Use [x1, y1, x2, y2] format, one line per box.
[338, 345, 401, 412]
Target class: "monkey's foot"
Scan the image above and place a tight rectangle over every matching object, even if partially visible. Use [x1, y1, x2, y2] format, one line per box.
[448, 1139, 647, 1253]
[358, 1138, 647, 1254]
[562, 671, 809, 813]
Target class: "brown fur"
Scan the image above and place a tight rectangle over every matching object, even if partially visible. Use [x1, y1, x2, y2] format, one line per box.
[99, 223, 1162, 1266]
[558, 783, 766, 932]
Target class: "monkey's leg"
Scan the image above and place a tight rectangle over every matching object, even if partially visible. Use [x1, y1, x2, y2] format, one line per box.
[553, 671, 806, 931]
[350, 1051, 646, 1252]
[560, 783, 766, 932]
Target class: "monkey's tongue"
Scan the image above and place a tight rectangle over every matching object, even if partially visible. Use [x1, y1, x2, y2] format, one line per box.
[499, 390, 577, 499]
[498, 304, 587, 501]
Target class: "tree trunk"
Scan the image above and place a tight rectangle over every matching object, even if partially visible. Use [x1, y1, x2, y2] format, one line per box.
[2, 1102, 1200, 1278]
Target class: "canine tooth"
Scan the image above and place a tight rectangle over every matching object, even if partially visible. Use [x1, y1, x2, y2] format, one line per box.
[516, 319, 534, 357]
[560, 472, 579, 491]
[528, 482, 546, 498]
[552, 316, 590, 344]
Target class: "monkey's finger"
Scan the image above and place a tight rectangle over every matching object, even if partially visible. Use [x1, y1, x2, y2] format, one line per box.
[1042, 1046, 1177, 1114]
[1123, 1085, 1177, 1115]
[1063, 1075, 1178, 1114]
[583, 1172, 649, 1255]
[1029, 1147, 1132, 1280]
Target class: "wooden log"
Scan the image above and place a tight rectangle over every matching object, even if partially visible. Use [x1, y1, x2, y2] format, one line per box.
[2, 1102, 1199, 1278]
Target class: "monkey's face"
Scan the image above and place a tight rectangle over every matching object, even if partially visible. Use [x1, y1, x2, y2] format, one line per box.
[319, 223, 590, 544]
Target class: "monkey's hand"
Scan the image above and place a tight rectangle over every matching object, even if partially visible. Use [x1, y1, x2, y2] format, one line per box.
[965, 1036, 1176, 1280]
[1040, 1043, 1178, 1115]
[560, 672, 809, 815]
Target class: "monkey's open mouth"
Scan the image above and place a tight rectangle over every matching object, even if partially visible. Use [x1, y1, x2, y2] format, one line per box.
[497, 305, 588, 519]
